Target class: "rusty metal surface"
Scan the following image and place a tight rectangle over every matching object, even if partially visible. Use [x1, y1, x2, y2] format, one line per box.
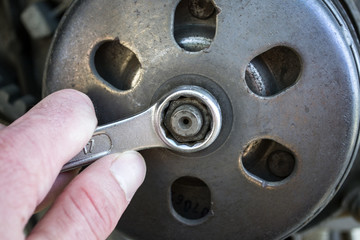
[163, 97, 212, 143]
[44, 0, 360, 239]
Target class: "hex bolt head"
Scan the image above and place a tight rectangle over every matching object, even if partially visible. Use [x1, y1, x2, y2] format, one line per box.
[163, 97, 212, 144]
[170, 104, 204, 137]
[267, 151, 295, 178]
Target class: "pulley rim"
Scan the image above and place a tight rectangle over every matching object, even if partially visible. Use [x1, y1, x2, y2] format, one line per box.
[44, 0, 360, 239]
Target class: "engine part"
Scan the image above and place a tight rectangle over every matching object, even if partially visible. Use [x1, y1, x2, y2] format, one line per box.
[0, 83, 36, 121]
[0, 59, 36, 122]
[62, 85, 222, 171]
[44, 0, 360, 239]
[20, 0, 72, 39]
[0, 0, 72, 123]
[21, 2, 57, 39]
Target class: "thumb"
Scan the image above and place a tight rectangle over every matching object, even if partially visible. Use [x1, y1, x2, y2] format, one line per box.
[28, 151, 146, 240]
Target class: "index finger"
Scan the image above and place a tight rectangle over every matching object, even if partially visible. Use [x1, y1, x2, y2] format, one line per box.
[0, 89, 97, 238]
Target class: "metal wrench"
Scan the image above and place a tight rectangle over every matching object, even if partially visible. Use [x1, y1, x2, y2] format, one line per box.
[61, 86, 222, 172]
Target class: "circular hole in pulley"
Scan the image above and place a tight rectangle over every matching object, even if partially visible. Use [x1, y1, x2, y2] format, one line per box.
[245, 46, 301, 97]
[241, 139, 296, 182]
[94, 40, 142, 91]
[173, 0, 218, 52]
[171, 176, 211, 223]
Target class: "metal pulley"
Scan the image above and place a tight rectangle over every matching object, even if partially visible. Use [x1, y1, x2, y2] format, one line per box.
[44, 0, 360, 239]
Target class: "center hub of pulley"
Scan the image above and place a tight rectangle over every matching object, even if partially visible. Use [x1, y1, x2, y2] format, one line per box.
[163, 98, 211, 144]
[155, 85, 222, 152]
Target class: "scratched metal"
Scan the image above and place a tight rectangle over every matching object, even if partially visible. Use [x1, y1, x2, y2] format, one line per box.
[61, 85, 222, 172]
[60, 106, 163, 172]
[44, 0, 360, 239]
[65, 132, 114, 168]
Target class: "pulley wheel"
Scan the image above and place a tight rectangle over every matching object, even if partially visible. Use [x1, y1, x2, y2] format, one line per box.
[44, 0, 360, 239]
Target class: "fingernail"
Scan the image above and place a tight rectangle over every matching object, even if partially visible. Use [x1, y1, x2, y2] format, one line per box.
[110, 151, 146, 202]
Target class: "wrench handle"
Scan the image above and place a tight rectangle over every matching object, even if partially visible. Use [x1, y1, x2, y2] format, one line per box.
[61, 105, 165, 172]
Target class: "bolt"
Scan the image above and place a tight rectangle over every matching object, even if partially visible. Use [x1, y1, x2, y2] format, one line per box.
[163, 97, 211, 144]
[188, 0, 215, 19]
[170, 104, 203, 137]
[267, 151, 295, 178]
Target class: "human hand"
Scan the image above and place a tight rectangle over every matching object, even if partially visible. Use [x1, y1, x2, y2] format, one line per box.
[0, 89, 146, 239]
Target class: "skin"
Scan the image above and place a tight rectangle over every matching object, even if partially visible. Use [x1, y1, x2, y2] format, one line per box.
[0, 89, 146, 240]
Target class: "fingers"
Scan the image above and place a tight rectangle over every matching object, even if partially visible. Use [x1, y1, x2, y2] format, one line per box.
[0, 89, 97, 236]
[35, 169, 80, 213]
[28, 152, 146, 240]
